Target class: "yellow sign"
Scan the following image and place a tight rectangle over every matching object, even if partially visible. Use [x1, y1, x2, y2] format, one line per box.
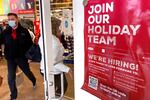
[0, 0, 4, 15]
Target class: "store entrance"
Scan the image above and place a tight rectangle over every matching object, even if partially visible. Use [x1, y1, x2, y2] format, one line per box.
[0, 0, 74, 99]
[39, 0, 74, 99]
[50, 0, 74, 99]
[0, 14, 44, 100]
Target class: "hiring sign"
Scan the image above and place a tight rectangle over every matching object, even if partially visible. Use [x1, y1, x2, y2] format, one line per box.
[82, 0, 150, 100]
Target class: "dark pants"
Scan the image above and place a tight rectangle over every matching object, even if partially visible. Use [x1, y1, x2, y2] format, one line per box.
[54, 73, 68, 96]
[7, 57, 36, 99]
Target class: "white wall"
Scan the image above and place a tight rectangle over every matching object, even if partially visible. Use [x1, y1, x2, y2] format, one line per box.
[73, 0, 100, 100]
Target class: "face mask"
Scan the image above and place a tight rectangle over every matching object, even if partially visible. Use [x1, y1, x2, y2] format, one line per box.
[8, 20, 16, 28]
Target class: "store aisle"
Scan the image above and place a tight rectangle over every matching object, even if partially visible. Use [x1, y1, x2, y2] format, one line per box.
[0, 59, 44, 100]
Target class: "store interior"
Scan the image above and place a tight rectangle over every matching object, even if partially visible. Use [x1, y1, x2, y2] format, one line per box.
[0, 0, 74, 100]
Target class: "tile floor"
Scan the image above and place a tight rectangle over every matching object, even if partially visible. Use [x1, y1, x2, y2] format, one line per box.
[0, 59, 74, 100]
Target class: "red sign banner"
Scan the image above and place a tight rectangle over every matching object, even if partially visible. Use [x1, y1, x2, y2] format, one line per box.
[18, 9, 34, 14]
[82, 0, 150, 100]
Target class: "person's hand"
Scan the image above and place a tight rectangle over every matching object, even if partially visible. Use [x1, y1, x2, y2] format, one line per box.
[28, 59, 32, 63]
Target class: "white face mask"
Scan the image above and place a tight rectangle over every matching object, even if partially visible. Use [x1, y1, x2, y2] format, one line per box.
[8, 20, 16, 28]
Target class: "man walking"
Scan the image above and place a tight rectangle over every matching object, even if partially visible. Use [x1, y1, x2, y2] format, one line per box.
[0, 13, 36, 100]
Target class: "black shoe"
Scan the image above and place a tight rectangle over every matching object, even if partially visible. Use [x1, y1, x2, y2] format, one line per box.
[10, 98, 16, 100]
